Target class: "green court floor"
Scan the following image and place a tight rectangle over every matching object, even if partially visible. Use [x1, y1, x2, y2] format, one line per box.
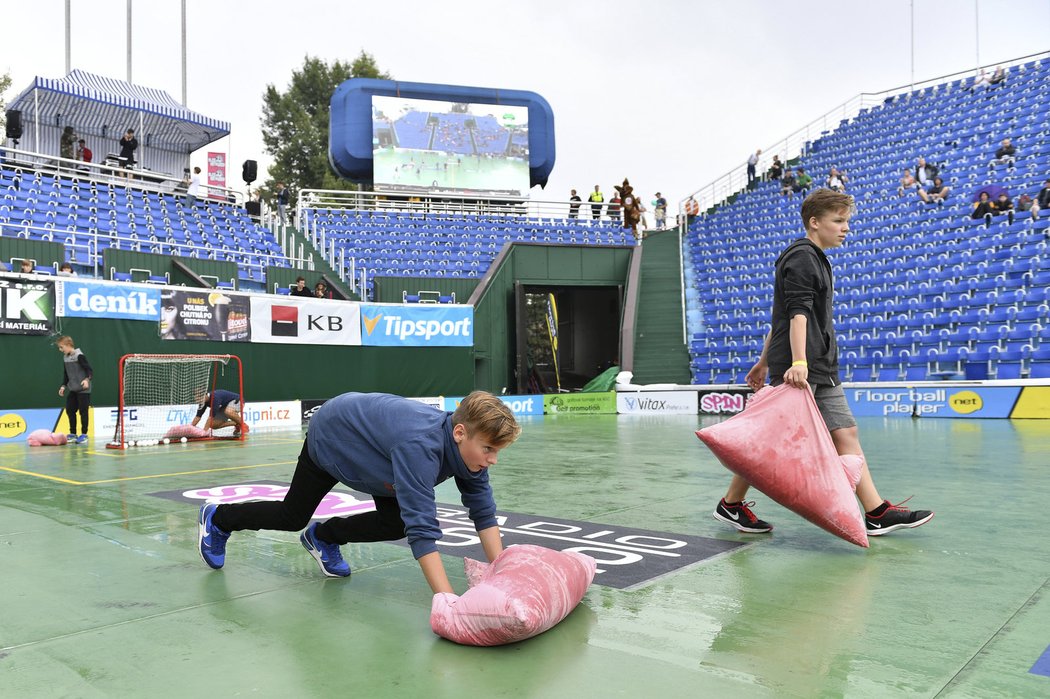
[2, 415, 1049, 697]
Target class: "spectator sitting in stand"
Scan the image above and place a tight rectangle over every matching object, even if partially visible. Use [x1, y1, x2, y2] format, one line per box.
[768, 155, 784, 181]
[314, 281, 330, 299]
[780, 169, 796, 197]
[971, 69, 991, 92]
[915, 157, 938, 187]
[826, 167, 846, 192]
[290, 276, 313, 297]
[972, 191, 996, 227]
[57, 262, 76, 277]
[989, 138, 1017, 169]
[19, 259, 34, 274]
[794, 167, 812, 193]
[995, 192, 1015, 225]
[1017, 192, 1033, 214]
[1031, 178, 1050, 219]
[917, 176, 950, 205]
[898, 168, 917, 197]
[989, 65, 1006, 86]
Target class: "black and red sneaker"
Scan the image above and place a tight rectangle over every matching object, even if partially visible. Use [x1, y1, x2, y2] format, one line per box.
[713, 498, 773, 533]
[866, 498, 934, 536]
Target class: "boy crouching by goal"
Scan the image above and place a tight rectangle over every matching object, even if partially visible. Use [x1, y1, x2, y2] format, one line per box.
[192, 389, 245, 436]
[197, 391, 520, 595]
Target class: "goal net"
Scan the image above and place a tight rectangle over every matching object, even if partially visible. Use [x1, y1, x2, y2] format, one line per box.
[107, 354, 244, 449]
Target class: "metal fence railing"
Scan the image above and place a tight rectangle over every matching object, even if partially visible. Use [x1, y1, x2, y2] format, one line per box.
[677, 49, 1050, 222]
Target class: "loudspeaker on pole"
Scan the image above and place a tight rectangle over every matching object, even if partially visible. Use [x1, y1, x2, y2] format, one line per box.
[5, 110, 23, 140]
[242, 159, 257, 184]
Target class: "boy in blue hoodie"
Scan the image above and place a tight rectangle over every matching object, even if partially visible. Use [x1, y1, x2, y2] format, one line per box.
[198, 391, 520, 595]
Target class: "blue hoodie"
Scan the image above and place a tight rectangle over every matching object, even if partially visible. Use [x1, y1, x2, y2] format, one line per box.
[306, 393, 497, 559]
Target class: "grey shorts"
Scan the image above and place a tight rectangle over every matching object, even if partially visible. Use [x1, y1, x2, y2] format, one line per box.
[810, 383, 857, 431]
[770, 380, 857, 431]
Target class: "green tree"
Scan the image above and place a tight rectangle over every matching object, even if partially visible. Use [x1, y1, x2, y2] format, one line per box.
[0, 72, 12, 138]
[260, 51, 390, 205]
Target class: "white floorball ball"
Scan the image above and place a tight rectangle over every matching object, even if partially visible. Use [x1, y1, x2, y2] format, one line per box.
[180, 437, 188, 443]
[129, 440, 137, 447]
[163, 438, 170, 445]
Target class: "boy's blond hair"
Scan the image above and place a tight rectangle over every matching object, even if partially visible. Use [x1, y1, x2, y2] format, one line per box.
[56, 335, 74, 347]
[800, 188, 854, 230]
[452, 391, 522, 446]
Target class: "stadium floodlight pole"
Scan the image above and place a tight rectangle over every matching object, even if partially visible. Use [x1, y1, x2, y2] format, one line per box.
[907, 0, 915, 93]
[181, 0, 188, 105]
[65, 0, 71, 74]
[126, 0, 133, 83]
[974, 0, 980, 70]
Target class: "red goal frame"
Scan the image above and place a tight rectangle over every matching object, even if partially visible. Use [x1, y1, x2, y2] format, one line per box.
[106, 353, 245, 450]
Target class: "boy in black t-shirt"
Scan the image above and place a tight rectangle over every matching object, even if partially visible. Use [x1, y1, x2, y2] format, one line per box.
[713, 189, 934, 537]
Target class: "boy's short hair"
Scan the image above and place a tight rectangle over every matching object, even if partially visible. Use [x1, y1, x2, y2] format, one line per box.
[56, 335, 74, 347]
[800, 188, 855, 229]
[452, 391, 522, 446]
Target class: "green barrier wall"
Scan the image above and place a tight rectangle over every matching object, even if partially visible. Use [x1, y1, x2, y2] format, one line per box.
[1, 315, 474, 409]
[373, 276, 480, 304]
[0, 238, 67, 271]
[471, 244, 633, 394]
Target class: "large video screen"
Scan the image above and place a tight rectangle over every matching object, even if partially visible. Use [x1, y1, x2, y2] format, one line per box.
[371, 96, 530, 196]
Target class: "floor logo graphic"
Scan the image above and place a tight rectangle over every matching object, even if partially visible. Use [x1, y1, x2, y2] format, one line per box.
[152, 480, 747, 589]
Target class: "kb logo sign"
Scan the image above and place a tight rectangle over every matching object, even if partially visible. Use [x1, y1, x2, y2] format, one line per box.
[0, 277, 54, 335]
[250, 297, 362, 346]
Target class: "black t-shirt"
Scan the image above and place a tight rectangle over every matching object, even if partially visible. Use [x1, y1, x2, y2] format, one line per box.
[767, 238, 838, 385]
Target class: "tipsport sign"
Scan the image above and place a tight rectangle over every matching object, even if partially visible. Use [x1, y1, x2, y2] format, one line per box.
[360, 304, 473, 347]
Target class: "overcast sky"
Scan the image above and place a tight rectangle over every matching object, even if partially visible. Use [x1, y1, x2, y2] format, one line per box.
[3, 0, 1049, 210]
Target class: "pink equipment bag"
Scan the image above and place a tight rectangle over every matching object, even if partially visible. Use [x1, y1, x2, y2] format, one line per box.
[430, 544, 597, 646]
[163, 424, 212, 440]
[696, 383, 869, 547]
[27, 430, 69, 446]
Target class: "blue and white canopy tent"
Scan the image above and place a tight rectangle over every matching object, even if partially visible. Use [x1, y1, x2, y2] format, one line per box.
[6, 69, 229, 178]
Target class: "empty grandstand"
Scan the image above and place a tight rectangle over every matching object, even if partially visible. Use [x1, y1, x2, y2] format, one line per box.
[298, 191, 636, 299]
[684, 56, 1050, 384]
[0, 155, 296, 286]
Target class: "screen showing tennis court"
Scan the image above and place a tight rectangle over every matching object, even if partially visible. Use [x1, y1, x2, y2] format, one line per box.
[371, 96, 530, 196]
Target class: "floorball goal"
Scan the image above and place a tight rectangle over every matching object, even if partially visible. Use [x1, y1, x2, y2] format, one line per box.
[107, 354, 244, 449]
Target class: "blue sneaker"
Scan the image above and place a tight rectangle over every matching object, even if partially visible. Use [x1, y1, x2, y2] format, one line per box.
[198, 503, 230, 569]
[300, 522, 351, 578]
[76, 435, 88, 445]
[66, 433, 76, 442]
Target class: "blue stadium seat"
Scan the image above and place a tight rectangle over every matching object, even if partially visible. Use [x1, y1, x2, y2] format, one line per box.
[682, 56, 1050, 384]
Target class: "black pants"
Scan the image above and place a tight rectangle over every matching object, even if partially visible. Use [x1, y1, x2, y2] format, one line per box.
[213, 441, 406, 545]
[65, 390, 90, 435]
